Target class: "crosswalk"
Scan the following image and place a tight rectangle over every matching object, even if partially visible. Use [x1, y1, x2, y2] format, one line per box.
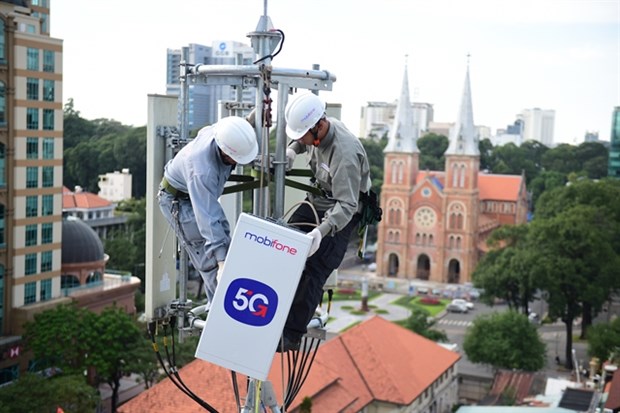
[437, 319, 473, 327]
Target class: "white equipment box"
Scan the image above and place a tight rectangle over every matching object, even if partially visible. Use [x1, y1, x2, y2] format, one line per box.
[195, 213, 311, 380]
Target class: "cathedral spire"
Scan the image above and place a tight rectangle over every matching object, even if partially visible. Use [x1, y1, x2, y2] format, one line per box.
[445, 55, 479, 156]
[384, 56, 419, 154]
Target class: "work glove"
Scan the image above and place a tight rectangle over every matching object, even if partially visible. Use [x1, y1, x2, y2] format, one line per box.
[216, 261, 225, 282]
[307, 228, 322, 257]
[286, 148, 296, 171]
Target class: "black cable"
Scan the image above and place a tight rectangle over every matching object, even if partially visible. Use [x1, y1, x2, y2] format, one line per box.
[253, 29, 285, 64]
[231, 371, 241, 411]
[148, 322, 219, 413]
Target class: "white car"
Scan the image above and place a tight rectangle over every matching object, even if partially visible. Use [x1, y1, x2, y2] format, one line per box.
[446, 299, 469, 313]
[453, 298, 474, 310]
[448, 298, 474, 313]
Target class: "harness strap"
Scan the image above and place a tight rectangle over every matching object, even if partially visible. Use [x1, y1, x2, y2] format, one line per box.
[161, 176, 189, 199]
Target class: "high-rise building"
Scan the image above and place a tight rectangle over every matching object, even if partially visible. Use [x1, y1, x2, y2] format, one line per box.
[520, 108, 555, 147]
[359, 100, 434, 140]
[0, 1, 140, 385]
[0, 0, 62, 378]
[608, 107, 620, 178]
[166, 41, 257, 130]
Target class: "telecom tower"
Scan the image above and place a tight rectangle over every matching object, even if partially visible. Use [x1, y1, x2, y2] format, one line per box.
[145, 2, 338, 411]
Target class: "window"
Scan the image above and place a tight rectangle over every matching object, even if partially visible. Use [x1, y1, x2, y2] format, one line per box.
[25, 224, 37, 246]
[27, 48, 39, 71]
[26, 137, 38, 159]
[0, 204, 4, 247]
[0, 143, 4, 186]
[26, 78, 39, 100]
[41, 222, 52, 243]
[26, 196, 38, 217]
[42, 138, 54, 159]
[0, 20, 5, 63]
[42, 109, 54, 130]
[43, 79, 54, 101]
[43, 50, 54, 72]
[26, 108, 39, 129]
[24, 282, 36, 304]
[40, 251, 52, 272]
[40, 279, 51, 301]
[0, 82, 5, 125]
[42, 166, 53, 187]
[41, 194, 53, 215]
[26, 167, 38, 188]
[25, 253, 37, 275]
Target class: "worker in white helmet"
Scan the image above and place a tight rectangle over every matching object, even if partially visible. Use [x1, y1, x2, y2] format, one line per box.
[158, 116, 258, 303]
[279, 92, 372, 352]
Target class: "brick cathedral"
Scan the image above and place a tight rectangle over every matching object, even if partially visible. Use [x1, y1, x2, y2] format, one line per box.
[375, 63, 529, 284]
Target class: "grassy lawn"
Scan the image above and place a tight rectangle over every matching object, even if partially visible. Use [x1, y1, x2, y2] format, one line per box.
[393, 295, 450, 317]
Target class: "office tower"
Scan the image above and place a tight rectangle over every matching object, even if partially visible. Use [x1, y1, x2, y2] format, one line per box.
[609, 107, 620, 178]
[0, 0, 62, 379]
[166, 41, 257, 130]
[520, 108, 555, 147]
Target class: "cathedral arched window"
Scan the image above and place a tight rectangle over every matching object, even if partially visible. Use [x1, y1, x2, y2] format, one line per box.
[456, 236, 462, 249]
[452, 163, 458, 187]
[456, 214, 463, 229]
[448, 235, 454, 248]
[422, 234, 427, 245]
[429, 234, 434, 245]
[459, 164, 466, 187]
[398, 162, 404, 184]
[391, 161, 398, 184]
[416, 233, 420, 244]
[395, 231, 400, 243]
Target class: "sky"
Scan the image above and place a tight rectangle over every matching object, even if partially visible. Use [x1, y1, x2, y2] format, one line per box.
[50, 0, 619, 144]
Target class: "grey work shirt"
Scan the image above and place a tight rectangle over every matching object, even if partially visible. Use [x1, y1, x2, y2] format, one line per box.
[163, 124, 233, 262]
[289, 117, 371, 237]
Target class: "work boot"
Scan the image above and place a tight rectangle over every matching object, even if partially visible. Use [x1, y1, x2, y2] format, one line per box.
[275, 335, 301, 353]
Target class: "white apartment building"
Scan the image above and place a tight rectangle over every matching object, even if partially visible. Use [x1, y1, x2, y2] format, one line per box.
[98, 169, 132, 202]
[519, 108, 555, 147]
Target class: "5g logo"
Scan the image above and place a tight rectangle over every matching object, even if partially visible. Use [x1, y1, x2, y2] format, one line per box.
[224, 278, 278, 326]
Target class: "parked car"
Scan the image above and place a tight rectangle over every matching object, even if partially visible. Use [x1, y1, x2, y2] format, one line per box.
[451, 298, 475, 310]
[446, 299, 469, 313]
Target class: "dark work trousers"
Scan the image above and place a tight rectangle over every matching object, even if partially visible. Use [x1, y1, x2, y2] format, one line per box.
[283, 201, 361, 342]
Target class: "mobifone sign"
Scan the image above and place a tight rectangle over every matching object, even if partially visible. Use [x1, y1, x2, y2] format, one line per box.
[195, 213, 311, 380]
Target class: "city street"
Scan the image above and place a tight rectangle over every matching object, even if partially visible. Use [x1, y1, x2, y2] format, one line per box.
[331, 266, 591, 381]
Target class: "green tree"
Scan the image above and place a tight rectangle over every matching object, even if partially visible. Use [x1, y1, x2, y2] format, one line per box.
[418, 133, 449, 171]
[528, 171, 566, 211]
[472, 225, 537, 313]
[478, 137, 495, 172]
[85, 307, 143, 413]
[24, 304, 149, 413]
[541, 143, 577, 175]
[529, 204, 619, 368]
[463, 311, 546, 371]
[402, 307, 448, 342]
[535, 179, 620, 339]
[360, 137, 386, 195]
[23, 303, 92, 375]
[0, 373, 99, 413]
[575, 141, 608, 179]
[587, 317, 620, 366]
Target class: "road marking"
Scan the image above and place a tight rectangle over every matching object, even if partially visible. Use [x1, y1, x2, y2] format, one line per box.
[438, 319, 472, 327]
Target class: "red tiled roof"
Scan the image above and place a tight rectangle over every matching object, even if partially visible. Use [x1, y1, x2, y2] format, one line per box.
[478, 174, 523, 202]
[605, 368, 620, 410]
[119, 316, 460, 412]
[62, 187, 111, 209]
[416, 171, 523, 203]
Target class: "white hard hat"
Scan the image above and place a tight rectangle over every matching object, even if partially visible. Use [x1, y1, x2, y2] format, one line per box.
[284, 92, 326, 140]
[214, 116, 258, 164]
